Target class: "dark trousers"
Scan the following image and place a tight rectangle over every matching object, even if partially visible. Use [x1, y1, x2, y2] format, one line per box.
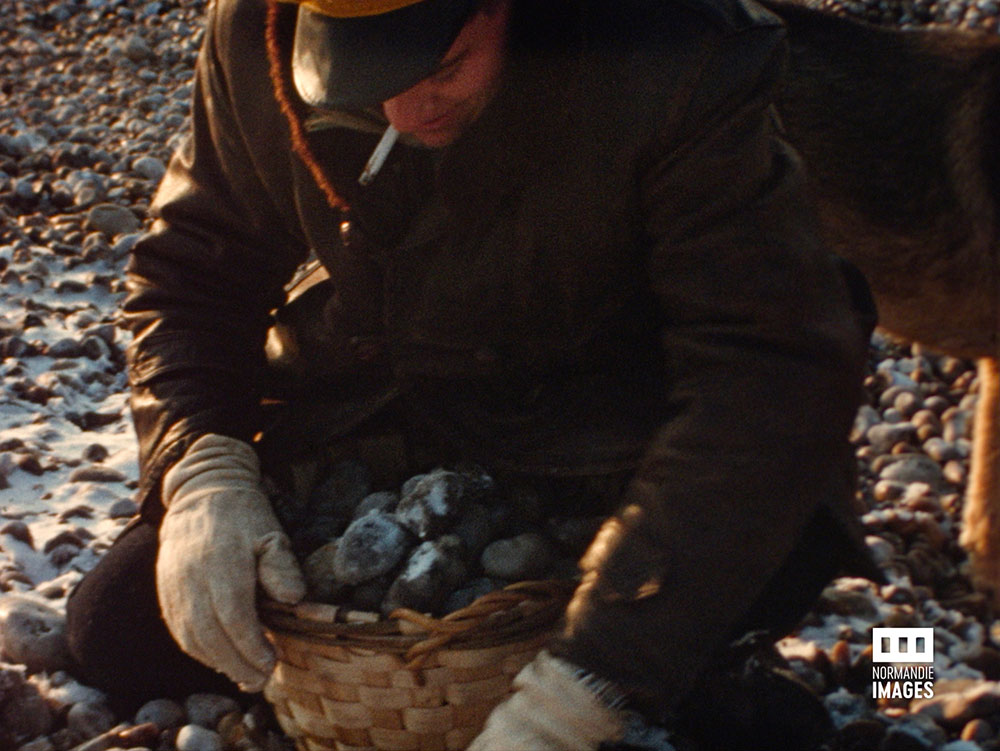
[65, 519, 242, 713]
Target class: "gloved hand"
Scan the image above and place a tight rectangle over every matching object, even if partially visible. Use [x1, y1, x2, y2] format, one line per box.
[156, 433, 305, 692]
[468, 650, 626, 750]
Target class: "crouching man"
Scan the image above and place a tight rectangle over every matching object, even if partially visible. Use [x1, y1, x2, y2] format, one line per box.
[67, 0, 880, 747]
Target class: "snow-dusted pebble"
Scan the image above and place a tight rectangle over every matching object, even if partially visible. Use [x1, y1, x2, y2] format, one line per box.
[0, 595, 73, 673]
[135, 697, 186, 729]
[49, 543, 82, 567]
[82, 443, 109, 463]
[107, 498, 138, 518]
[175, 724, 223, 751]
[0, 520, 33, 547]
[383, 538, 467, 615]
[44, 529, 91, 553]
[47, 337, 84, 359]
[68, 466, 127, 483]
[395, 468, 467, 539]
[184, 693, 240, 729]
[333, 512, 410, 585]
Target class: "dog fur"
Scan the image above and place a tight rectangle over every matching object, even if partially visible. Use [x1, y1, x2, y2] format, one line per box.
[760, 0, 1000, 594]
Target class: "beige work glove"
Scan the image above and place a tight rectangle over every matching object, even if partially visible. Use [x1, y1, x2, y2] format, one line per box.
[156, 433, 305, 692]
[468, 650, 626, 750]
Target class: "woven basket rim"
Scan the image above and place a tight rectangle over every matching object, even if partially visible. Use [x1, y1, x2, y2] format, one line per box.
[261, 579, 575, 656]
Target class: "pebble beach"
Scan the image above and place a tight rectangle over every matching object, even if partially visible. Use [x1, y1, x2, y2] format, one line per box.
[2, 0, 1000, 749]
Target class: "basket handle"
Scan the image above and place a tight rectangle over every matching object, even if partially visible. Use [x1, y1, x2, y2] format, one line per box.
[391, 580, 576, 669]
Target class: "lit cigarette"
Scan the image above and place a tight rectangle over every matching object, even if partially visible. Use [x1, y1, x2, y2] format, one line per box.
[358, 125, 399, 186]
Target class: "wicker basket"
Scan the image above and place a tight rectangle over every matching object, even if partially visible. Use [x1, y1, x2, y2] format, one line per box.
[261, 580, 575, 751]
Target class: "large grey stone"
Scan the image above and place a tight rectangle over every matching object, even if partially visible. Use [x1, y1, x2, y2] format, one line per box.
[0, 595, 73, 673]
[135, 697, 186, 729]
[86, 203, 140, 236]
[66, 700, 116, 738]
[333, 512, 410, 585]
[383, 538, 467, 615]
[395, 469, 467, 539]
[481, 532, 554, 580]
[879, 455, 945, 489]
[132, 155, 165, 182]
[184, 693, 240, 729]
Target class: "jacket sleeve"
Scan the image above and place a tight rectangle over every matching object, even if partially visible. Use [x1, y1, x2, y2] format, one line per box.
[123, 0, 309, 521]
[552, 23, 871, 711]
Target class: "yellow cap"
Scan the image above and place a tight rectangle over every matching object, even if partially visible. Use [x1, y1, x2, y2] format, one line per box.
[278, 0, 425, 18]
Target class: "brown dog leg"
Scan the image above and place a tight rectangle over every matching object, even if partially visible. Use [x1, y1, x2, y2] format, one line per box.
[961, 357, 1000, 601]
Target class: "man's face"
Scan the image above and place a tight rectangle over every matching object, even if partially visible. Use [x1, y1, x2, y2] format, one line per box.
[381, 0, 511, 148]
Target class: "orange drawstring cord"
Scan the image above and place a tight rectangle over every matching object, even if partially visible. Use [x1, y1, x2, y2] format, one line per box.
[265, 0, 346, 211]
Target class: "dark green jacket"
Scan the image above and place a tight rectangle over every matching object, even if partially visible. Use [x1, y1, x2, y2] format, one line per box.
[124, 0, 874, 710]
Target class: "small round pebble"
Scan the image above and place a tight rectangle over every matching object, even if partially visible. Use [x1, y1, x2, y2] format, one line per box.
[175, 724, 224, 751]
[135, 698, 186, 729]
[66, 700, 116, 737]
[480, 532, 554, 580]
[183, 693, 240, 729]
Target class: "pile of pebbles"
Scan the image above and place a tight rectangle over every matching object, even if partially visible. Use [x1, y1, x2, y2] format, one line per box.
[798, 0, 1000, 32]
[3, 0, 1000, 750]
[272, 464, 596, 617]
